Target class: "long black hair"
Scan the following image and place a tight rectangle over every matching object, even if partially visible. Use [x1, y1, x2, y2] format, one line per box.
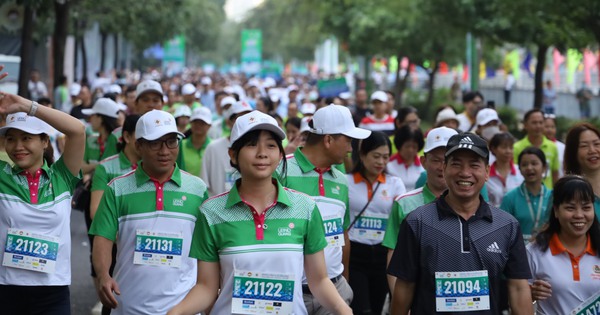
[534, 175, 600, 257]
[352, 131, 391, 176]
[116, 114, 140, 152]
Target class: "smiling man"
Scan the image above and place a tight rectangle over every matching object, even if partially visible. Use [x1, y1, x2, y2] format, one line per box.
[90, 110, 208, 314]
[388, 133, 533, 315]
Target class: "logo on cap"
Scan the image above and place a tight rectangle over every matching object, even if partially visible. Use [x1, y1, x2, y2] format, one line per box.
[458, 136, 475, 149]
[249, 117, 255, 123]
[155, 120, 161, 125]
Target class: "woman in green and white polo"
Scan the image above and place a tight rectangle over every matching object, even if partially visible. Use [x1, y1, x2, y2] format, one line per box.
[169, 110, 352, 315]
[0, 91, 85, 314]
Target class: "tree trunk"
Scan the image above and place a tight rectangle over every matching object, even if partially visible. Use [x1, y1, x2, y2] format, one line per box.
[533, 43, 548, 109]
[393, 53, 402, 107]
[100, 31, 107, 72]
[81, 34, 88, 84]
[397, 62, 411, 107]
[18, 6, 35, 97]
[113, 34, 119, 70]
[53, 0, 69, 90]
[425, 61, 440, 120]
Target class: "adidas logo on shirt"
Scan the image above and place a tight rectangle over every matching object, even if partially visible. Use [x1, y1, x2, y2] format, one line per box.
[487, 242, 502, 254]
[458, 136, 474, 149]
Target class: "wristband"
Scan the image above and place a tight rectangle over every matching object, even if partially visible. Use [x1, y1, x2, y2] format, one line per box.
[28, 101, 38, 116]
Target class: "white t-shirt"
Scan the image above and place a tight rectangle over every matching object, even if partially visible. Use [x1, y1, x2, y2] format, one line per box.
[28, 81, 48, 100]
[487, 162, 523, 207]
[527, 236, 600, 314]
[456, 112, 474, 133]
[386, 154, 424, 191]
[201, 137, 237, 196]
[346, 173, 406, 245]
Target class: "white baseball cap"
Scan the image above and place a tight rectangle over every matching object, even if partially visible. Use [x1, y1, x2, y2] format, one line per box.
[220, 96, 237, 108]
[136, 80, 163, 100]
[173, 105, 192, 118]
[82, 98, 120, 118]
[227, 100, 253, 120]
[435, 108, 459, 125]
[339, 91, 352, 100]
[263, 77, 276, 88]
[311, 105, 371, 139]
[230, 111, 286, 147]
[107, 84, 122, 95]
[423, 127, 458, 153]
[371, 91, 388, 103]
[0, 112, 51, 136]
[476, 108, 500, 126]
[69, 83, 81, 96]
[300, 116, 311, 133]
[190, 107, 212, 125]
[201, 76, 212, 85]
[135, 110, 184, 140]
[181, 83, 196, 95]
[288, 84, 299, 92]
[223, 86, 235, 94]
[300, 103, 317, 115]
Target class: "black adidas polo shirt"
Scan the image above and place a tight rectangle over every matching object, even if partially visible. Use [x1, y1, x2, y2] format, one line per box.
[388, 191, 531, 314]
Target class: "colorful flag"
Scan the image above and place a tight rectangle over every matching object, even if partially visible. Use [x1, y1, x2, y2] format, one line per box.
[566, 49, 582, 84]
[552, 49, 565, 86]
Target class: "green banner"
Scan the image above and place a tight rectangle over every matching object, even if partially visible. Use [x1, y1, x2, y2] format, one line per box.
[163, 35, 186, 76]
[241, 29, 262, 74]
[317, 78, 349, 98]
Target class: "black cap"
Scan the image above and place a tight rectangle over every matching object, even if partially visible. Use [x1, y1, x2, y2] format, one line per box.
[445, 132, 489, 160]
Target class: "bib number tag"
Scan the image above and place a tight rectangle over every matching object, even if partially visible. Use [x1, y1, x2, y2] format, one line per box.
[323, 216, 344, 247]
[351, 214, 387, 242]
[133, 230, 183, 268]
[3, 229, 59, 274]
[571, 291, 600, 315]
[435, 270, 490, 312]
[232, 270, 294, 315]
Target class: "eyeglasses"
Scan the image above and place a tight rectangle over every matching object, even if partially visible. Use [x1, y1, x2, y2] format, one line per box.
[143, 138, 180, 150]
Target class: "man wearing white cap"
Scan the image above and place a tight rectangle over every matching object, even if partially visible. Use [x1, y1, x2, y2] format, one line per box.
[300, 103, 317, 117]
[207, 95, 237, 140]
[382, 127, 457, 292]
[198, 77, 215, 112]
[178, 107, 212, 177]
[201, 100, 252, 196]
[174, 83, 201, 113]
[359, 91, 395, 136]
[173, 105, 192, 135]
[90, 110, 208, 314]
[278, 104, 371, 314]
[101, 80, 164, 160]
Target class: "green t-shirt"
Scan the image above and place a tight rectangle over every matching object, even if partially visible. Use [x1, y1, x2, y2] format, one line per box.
[513, 136, 559, 188]
[499, 183, 552, 236]
[91, 152, 136, 192]
[178, 137, 211, 177]
[382, 185, 437, 249]
[100, 127, 122, 160]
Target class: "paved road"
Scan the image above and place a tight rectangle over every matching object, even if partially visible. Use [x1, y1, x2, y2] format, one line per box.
[70, 210, 99, 314]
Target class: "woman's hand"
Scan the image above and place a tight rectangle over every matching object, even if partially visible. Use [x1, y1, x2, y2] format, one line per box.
[0, 65, 7, 81]
[0, 92, 30, 114]
[531, 279, 552, 301]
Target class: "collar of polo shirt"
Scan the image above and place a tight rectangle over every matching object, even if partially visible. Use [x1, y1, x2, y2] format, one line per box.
[436, 191, 493, 222]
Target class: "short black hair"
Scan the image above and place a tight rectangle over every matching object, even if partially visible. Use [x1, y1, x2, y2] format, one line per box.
[393, 125, 424, 152]
[462, 91, 484, 103]
[523, 108, 544, 122]
[518, 146, 547, 167]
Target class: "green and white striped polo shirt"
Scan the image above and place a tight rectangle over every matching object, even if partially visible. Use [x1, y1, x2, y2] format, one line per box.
[382, 185, 436, 250]
[89, 165, 208, 315]
[0, 158, 80, 285]
[278, 148, 350, 281]
[91, 152, 136, 192]
[190, 180, 327, 315]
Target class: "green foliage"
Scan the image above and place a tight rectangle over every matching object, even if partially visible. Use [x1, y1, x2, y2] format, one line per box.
[496, 106, 522, 138]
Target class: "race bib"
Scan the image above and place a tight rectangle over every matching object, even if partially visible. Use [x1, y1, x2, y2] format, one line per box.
[571, 291, 600, 315]
[232, 270, 294, 314]
[133, 230, 183, 268]
[322, 216, 344, 247]
[3, 229, 59, 273]
[435, 270, 490, 312]
[351, 213, 387, 242]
